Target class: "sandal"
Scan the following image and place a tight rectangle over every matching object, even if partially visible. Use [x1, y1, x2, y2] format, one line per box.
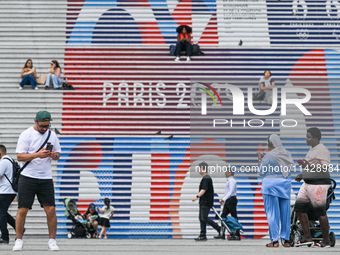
[284, 240, 291, 247]
[266, 241, 279, 247]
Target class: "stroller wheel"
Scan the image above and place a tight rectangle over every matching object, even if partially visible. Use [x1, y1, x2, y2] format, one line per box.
[67, 233, 72, 239]
[329, 232, 336, 247]
[290, 229, 302, 247]
[86, 233, 91, 239]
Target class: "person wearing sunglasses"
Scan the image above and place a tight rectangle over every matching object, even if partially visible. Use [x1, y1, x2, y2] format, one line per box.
[45, 60, 62, 90]
[13, 111, 61, 251]
[19, 59, 38, 90]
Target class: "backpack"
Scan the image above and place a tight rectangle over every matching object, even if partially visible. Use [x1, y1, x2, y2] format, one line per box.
[169, 45, 176, 56]
[3, 158, 21, 192]
[62, 81, 75, 90]
[3, 130, 51, 192]
[192, 44, 204, 56]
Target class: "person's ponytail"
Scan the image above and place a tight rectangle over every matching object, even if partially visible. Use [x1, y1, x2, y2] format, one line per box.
[104, 197, 110, 210]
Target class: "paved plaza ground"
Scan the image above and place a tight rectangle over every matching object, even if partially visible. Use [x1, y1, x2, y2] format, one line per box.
[1, 238, 339, 255]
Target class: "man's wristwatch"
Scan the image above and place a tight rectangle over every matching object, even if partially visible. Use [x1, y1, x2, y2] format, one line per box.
[196, 195, 199, 198]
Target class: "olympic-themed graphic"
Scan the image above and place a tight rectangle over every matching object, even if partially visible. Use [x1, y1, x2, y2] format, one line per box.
[58, 0, 340, 238]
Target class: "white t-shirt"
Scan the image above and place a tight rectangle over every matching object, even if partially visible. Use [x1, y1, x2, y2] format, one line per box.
[0, 155, 16, 194]
[16, 126, 61, 179]
[100, 205, 114, 219]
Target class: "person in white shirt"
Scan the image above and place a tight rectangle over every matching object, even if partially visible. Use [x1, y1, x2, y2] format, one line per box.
[97, 198, 114, 239]
[0, 145, 17, 244]
[12, 111, 61, 252]
[215, 168, 239, 240]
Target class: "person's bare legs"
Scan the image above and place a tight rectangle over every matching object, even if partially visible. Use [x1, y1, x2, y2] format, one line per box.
[43, 206, 57, 239]
[319, 215, 330, 245]
[297, 212, 313, 242]
[99, 226, 106, 238]
[15, 208, 29, 239]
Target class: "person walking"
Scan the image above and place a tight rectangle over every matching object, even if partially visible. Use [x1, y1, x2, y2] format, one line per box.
[0, 145, 17, 244]
[294, 127, 332, 248]
[257, 134, 294, 247]
[192, 162, 221, 241]
[12, 111, 61, 251]
[215, 168, 240, 240]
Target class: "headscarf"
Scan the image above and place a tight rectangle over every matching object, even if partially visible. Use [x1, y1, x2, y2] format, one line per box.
[268, 134, 294, 178]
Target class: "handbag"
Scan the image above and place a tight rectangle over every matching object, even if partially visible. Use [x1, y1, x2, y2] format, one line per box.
[37, 74, 47, 85]
[252, 90, 265, 101]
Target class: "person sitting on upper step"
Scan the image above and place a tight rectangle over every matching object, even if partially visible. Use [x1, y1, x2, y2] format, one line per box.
[45, 60, 62, 90]
[174, 26, 192, 62]
[19, 59, 38, 90]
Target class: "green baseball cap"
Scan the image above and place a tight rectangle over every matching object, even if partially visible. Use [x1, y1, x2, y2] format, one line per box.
[35, 111, 53, 122]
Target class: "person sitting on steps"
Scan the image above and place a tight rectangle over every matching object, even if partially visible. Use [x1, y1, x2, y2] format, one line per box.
[19, 59, 38, 90]
[174, 27, 192, 62]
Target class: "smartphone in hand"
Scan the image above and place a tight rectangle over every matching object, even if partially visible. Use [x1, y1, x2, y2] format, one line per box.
[46, 142, 53, 151]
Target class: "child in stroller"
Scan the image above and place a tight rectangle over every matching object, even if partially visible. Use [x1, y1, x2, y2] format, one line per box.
[288, 179, 336, 247]
[64, 198, 98, 239]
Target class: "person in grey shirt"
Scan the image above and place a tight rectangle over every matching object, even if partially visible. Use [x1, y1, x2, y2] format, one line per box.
[259, 70, 275, 105]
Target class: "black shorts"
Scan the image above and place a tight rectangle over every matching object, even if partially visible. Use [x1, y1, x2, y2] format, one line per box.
[18, 175, 55, 209]
[99, 218, 111, 228]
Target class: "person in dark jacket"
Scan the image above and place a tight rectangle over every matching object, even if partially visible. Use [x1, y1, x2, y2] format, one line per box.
[192, 162, 221, 241]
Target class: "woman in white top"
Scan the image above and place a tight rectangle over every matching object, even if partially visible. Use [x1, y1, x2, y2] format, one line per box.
[97, 198, 114, 239]
[258, 70, 275, 105]
[19, 59, 38, 90]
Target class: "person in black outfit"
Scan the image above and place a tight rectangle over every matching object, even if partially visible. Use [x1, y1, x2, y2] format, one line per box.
[174, 27, 193, 62]
[192, 162, 221, 241]
[83, 203, 99, 237]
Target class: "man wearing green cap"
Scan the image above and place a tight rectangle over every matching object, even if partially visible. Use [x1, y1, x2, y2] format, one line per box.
[13, 111, 61, 251]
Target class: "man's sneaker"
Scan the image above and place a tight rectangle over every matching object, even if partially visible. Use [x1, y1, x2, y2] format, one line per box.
[18, 86, 23, 90]
[194, 236, 207, 241]
[12, 239, 24, 251]
[186, 56, 191, 62]
[0, 238, 9, 244]
[34, 87, 39, 90]
[174, 57, 180, 62]
[48, 239, 59, 251]
[214, 234, 225, 240]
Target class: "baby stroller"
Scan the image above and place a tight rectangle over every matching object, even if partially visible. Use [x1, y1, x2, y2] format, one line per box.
[288, 179, 337, 247]
[64, 198, 97, 239]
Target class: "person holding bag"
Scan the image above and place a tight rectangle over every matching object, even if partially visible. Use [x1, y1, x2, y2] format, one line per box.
[19, 59, 38, 90]
[12, 111, 61, 251]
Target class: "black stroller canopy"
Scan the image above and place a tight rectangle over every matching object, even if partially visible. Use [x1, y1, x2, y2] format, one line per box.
[176, 25, 192, 34]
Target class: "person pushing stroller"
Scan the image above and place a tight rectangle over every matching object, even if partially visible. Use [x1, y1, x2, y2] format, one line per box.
[215, 168, 240, 240]
[294, 127, 332, 248]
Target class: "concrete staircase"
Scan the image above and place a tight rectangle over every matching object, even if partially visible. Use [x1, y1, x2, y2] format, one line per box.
[1, 0, 340, 239]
